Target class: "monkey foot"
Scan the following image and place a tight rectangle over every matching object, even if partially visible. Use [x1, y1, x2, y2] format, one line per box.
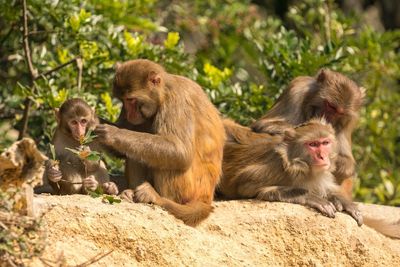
[119, 189, 135, 203]
[134, 182, 160, 204]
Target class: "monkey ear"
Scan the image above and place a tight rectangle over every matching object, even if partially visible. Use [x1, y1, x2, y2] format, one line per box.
[148, 71, 161, 86]
[114, 62, 122, 71]
[54, 108, 60, 124]
[316, 68, 329, 83]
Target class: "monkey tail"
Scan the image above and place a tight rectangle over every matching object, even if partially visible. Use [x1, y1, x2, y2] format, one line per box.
[159, 199, 213, 226]
[363, 217, 400, 239]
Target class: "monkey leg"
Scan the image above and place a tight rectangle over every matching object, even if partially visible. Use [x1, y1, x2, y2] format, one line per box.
[256, 186, 337, 218]
[134, 182, 213, 226]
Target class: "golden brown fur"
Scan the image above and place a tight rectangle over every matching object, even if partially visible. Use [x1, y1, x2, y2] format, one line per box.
[95, 59, 225, 226]
[220, 118, 363, 225]
[251, 69, 365, 198]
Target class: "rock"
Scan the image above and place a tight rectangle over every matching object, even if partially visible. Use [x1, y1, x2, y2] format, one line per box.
[27, 195, 400, 266]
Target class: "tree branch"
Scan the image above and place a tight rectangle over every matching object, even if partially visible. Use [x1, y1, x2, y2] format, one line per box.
[19, 0, 37, 140]
[34, 56, 81, 81]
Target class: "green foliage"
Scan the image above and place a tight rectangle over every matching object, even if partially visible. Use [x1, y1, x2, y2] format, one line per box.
[0, 0, 399, 205]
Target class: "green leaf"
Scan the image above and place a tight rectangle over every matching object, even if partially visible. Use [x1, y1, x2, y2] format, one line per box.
[102, 195, 122, 204]
[49, 144, 56, 160]
[86, 153, 101, 162]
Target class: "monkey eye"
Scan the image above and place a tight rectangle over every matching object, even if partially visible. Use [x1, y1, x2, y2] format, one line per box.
[71, 120, 78, 125]
[322, 140, 330, 146]
[81, 119, 87, 124]
[327, 102, 337, 111]
[308, 142, 319, 147]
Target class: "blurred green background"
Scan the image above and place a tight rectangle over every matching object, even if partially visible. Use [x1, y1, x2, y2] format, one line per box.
[0, 0, 399, 205]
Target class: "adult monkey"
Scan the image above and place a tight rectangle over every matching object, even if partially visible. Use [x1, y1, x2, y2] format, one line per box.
[221, 118, 400, 238]
[251, 69, 365, 198]
[95, 59, 225, 226]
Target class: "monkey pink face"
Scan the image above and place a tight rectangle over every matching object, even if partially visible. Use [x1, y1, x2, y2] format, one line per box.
[305, 137, 332, 170]
[68, 117, 89, 141]
[123, 96, 144, 125]
[323, 100, 344, 123]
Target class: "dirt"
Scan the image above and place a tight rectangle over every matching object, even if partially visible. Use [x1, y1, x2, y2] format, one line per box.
[25, 195, 400, 267]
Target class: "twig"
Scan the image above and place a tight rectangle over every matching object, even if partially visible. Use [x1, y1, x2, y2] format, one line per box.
[22, 0, 38, 80]
[75, 250, 113, 267]
[60, 179, 83, 185]
[28, 30, 58, 36]
[76, 57, 83, 91]
[34, 56, 81, 81]
[19, 0, 38, 140]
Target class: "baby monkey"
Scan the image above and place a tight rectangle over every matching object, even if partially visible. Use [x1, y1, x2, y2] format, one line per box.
[220, 118, 363, 225]
[45, 98, 118, 195]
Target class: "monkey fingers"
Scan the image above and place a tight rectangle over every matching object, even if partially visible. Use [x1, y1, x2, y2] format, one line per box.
[119, 189, 135, 203]
[102, 182, 119, 195]
[94, 124, 118, 145]
[47, 168, 62, 183]
[134, 182, 161, 204]
[328, 195, 344, 212]
[83, 175, 99, 191]
[342, 203, 363, 226]
[304, 195, 337, 218]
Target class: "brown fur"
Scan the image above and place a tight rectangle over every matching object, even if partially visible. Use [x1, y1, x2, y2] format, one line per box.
[95, 59, 225, 226]
[220, 118, 363, 225]
[251, 69, 365, 198]
[46, 98, 117, 195]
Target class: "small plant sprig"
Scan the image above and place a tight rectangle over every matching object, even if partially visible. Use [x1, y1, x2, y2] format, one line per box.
[88, 186, 122, 204]
[65, 129, 101, 162]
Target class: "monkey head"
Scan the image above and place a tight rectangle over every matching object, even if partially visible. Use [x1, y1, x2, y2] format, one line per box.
[56, 98, 98, 141]
[286, 118, 337, 173]
[113, 59, 166, 125]
[306, 69, 365, 130]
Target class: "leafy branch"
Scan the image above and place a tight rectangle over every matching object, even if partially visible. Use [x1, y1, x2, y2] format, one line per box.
[18, 0, 82, 139]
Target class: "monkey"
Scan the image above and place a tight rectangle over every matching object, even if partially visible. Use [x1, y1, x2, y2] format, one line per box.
[221, 118, 400, 238]
[251, 69, 365, 198]
[94, 59, 225, 226]
[220, 117, 363, 225]
[45, 98, 119, 195]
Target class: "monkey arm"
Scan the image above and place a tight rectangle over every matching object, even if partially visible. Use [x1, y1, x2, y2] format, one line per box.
[332, 132, 355, 183]
[96, 125, 194, 171]
[256, 186, 337, 218]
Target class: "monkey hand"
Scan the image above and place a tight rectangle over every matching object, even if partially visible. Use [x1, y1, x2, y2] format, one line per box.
[46, 162, 62, 183]
[94, 124, 119, 145]
[102, 182, 119, 195]
[119, 189, 135, 203]
[251, 119, 293, 135]
[305, 194, 337, 218]
[134, 182, 161, 205]
[330, 195, 363, 226]
[83, 175, 99, 191]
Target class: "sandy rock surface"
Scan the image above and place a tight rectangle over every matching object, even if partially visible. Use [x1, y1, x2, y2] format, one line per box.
[28, 195, 400, 267]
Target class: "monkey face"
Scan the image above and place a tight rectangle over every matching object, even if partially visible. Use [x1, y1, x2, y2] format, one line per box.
[305, 137, 332, 171]
[67, 115, 90, 141]
[123, 92, 158, 125]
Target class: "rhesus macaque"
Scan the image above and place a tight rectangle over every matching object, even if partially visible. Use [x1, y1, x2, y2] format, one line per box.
[222, 118, 400, 238]
[220, 118, 363, 225]
[251, 69, 365, 198]
[45, 98, 118, 195]
[95, 59, 225, 226]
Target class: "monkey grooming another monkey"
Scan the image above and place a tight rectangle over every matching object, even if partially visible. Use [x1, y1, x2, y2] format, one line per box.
[45, 98, 118, 195]
[95, 59, 225, 226]
[251, 69, 365, 198]
[222, 118, 400, 238]
[221, 118, 363, 225]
